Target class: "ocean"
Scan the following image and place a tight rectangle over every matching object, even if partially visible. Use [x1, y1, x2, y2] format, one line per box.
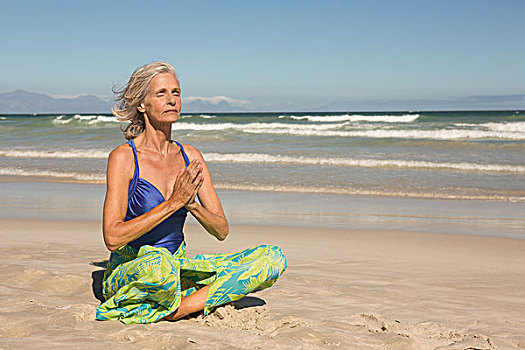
[1, 111, 524, 238]
[1, 110, 524, 200]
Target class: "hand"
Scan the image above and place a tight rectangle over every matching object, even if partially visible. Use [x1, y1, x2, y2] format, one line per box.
[168, 160, 203, 211]
[184, 171, 204, 211]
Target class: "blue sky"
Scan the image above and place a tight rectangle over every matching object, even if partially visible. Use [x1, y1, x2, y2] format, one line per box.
[1, 0, 524, 111]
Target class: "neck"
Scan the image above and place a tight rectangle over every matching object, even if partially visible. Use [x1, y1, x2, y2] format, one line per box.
[137, 116, 172, 154]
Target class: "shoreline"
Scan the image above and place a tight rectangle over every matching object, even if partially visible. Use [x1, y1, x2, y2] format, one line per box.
[1, 178, 524, 240]
[1, 175, 523, 203]
[1, 216, 524, 245]
[1, 217, 524, 349]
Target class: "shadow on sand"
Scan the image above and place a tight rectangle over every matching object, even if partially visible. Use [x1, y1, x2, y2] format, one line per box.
[90, 260, 108, 303]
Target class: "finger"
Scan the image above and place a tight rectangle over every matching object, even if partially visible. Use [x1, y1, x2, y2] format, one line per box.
[191, 171, 204, 185]
[173, 168, 192, 193]
[186, 173, 202, 195]
[188, 159, 201, 168]
[187, 161, 202, 182]
[195, 173, 204, 188]
[189, 176, 203, 201]
[185, 160, 197, 174]
[181, 160, 200, 179]
[188, 188, 198, 204]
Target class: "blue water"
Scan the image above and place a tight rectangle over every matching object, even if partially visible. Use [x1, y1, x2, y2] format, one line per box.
[0, 110, 524, 200]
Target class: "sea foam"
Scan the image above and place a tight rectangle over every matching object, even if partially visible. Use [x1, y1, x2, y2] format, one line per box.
[0, 149, 109, 159]
[171, 122, 524, 140]
[0, 167, 104, 182]
[203, 153, 525, 173]
[52, 115, 120, 125]
[5, 147, 522, 173]
[455, 121, 525, 133]
[279, 114, 420, 123]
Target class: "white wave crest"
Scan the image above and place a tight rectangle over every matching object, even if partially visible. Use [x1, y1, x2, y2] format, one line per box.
[171, 122, 348, 132]
[181, 114, 216, 119]
[0, 167, 104, 182]
[2, 148, 521, 173]
[0, 149, 109, 159]
[196, 114, 216, 119]
[73, 115, 119, 124]
[472, 122, 525, 133]
[279, 114, 420, 123]
[171, 122, 524, 140]
[52, 115, 120, 125]
[203, 153, 525, 173]
[52, 115, 72, 124]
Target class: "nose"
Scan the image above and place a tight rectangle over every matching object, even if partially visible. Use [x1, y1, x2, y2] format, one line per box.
[167, 94, 176, 106]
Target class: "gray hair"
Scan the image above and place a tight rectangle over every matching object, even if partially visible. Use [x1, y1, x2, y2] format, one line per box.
[112, 61, 178, 139]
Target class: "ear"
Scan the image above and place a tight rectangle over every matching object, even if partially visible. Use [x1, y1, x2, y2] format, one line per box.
[137, 103, 146, 113]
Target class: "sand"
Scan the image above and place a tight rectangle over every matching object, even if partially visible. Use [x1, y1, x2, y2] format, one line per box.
[1, 218, 524, 349]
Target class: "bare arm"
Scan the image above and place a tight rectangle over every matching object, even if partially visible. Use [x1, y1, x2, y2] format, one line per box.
[183, 146, 229, 240]
[102, 146, 203, 251]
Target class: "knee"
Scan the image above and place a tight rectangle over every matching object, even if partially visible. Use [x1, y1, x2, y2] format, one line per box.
[262, 245, 287, 275]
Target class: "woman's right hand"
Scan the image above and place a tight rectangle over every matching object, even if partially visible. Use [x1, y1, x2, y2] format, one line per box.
[167, 160, 203, 210]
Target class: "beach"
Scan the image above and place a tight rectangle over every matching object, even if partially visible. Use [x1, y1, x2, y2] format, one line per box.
[1, 111, 524, 348]
[1, 179, 524, 349]
[3, 0, 525, 346]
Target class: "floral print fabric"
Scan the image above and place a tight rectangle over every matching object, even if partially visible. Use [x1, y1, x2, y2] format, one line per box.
[96, 243, 287, 324]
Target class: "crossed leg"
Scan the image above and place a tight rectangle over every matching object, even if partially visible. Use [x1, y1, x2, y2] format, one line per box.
[163, 284, 210, 321]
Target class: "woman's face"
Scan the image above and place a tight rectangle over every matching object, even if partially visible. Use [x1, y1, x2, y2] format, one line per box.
[139, 72, 181, 124]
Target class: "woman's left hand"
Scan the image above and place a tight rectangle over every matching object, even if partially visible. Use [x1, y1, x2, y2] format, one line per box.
[181, 145, 229, 240]
[184, 170, 204, 211]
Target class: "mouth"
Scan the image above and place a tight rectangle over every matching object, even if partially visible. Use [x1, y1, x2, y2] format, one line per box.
[164, 109, 179, 114]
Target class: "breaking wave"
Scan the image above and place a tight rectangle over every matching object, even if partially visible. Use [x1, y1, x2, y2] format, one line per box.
[203, 153, 525, 173]
[0, 167, 104, 182]
[53, 115, 120, 125]
[172, 122, 525, 140]
[455, 121, 525, 133]
[279, 114, 420, 123]
[0, 149, 109, 159]
[2, 148, 522, 174]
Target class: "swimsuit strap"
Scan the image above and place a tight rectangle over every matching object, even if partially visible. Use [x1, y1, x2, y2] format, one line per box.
[172, 140, 190, 167]
[127, 139, 140, 196]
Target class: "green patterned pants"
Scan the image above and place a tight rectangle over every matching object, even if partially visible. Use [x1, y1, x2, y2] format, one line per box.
[96, 243, 287, 324]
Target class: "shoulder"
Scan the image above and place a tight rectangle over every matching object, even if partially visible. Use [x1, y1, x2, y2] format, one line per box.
[108, 143, 134, 163]
[179, 143, 204, 162]
[107, 142, 134, 178]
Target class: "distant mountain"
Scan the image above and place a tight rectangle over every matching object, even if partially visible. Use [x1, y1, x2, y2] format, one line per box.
[0, 90, 113, 114]
[0, 90, 254, 114]
[182, 96, 254, 112]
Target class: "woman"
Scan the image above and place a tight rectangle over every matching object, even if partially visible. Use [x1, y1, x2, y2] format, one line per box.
[96, 62, 287, 324]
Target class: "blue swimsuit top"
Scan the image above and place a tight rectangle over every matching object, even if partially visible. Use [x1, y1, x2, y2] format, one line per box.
[125, 139, 190, 254]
